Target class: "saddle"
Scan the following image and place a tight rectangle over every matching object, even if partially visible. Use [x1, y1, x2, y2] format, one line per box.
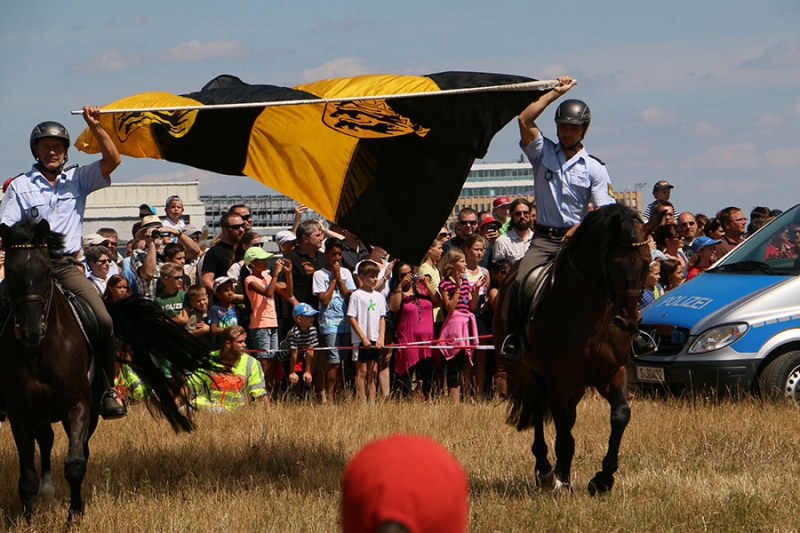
[518, 261, 556, 323]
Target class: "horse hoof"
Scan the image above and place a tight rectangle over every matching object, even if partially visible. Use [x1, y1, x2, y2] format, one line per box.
[538, 471, 557, 491]
[588, 472, 614, 496]
[538, 471, 571, 493]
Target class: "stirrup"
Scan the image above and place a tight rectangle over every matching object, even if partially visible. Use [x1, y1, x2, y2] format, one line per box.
[631, 331, 657, 358]
[100, 389, 127, 420]
[500, 334, 524, 361]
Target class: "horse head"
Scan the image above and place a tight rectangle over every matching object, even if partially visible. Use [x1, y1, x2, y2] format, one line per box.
[0, 219, 61, 347]
[564, 204, 651, 334]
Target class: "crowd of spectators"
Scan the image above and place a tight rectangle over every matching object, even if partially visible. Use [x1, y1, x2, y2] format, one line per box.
[82, 190, 790, 411]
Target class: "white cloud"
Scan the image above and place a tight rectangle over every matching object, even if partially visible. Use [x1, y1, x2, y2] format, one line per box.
[157, 39, 245, 62]
[764, 146, 800, 168]
[74, 49, 140, 72]
[299, 57, 371, 83]
[758, 113, 782, 127]
[694, 121, 722, 137]
[737, 40, 800, 70]
[681, 143, 760, 170]
[640, 106, 677, 125]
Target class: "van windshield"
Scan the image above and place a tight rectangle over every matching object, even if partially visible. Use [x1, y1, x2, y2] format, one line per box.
[710, 203, 800, 276]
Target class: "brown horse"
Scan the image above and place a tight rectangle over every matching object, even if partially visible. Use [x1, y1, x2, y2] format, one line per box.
[495, 203, 651, 494]
[0, 219, 218, 521]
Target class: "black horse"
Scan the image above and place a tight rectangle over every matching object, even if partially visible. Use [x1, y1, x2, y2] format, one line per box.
[0, 219, 217, 521]
[495, 203, 652, 494]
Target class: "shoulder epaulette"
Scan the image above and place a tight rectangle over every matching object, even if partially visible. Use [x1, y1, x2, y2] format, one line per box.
[588, 154, 606, 166]
[63, 164, 79, 172]
[3, 173, 24, 193]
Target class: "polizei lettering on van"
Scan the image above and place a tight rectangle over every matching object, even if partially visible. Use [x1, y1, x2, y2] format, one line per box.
[658, 294, 714, 310]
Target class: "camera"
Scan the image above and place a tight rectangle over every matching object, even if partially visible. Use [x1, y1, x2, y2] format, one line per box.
[411, 274, 421, 281]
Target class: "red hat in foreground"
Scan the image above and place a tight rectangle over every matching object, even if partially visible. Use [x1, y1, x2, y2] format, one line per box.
[341, 434, 469, 533]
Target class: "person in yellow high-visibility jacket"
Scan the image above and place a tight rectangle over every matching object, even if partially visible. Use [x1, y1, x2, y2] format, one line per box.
[189, 326, 268, 411]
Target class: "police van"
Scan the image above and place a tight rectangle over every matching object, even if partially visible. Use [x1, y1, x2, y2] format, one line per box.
[631, 203, 800, 403]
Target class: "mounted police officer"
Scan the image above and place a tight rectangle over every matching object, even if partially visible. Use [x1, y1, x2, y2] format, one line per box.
[0, 106, 126, 419]
[500, 76, 617, 359]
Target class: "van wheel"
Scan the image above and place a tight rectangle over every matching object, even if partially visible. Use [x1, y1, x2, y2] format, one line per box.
[759, 350, 800, 403]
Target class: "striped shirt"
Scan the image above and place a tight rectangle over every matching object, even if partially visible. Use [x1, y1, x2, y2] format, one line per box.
[439, 277, 472, 314]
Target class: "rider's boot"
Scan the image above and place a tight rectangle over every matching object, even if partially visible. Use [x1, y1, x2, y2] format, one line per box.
[500, 282, 525, 361]
[631, 330, 657, 358]
[98, 334, 127, 419]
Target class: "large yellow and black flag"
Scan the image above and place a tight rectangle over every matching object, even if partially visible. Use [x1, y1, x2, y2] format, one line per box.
[75, 72, 553, 261]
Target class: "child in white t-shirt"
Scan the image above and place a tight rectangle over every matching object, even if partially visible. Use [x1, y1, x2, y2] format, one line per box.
[347, 260, 386, 402]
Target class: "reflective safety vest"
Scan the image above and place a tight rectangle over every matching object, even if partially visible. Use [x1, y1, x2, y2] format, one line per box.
[189, 352, 266, 411]
[115, 364, 147, 403]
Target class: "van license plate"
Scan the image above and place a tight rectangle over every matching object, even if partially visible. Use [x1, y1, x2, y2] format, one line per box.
[636, 366, 665, 383]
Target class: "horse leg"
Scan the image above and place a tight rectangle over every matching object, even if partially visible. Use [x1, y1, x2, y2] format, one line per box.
[527, 373, 556, 490]
[588, 381, 631, 495]
[9, 418, 38, 521]
[550, 394, 580, 492]
[36, 424, 56, 510]
[63, 401, 91, 520]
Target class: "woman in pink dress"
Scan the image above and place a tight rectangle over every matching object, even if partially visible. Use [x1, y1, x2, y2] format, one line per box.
[388, 261, 441, 400]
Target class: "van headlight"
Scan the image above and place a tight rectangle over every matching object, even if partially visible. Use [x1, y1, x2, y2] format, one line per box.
[688, 323, 749, 354]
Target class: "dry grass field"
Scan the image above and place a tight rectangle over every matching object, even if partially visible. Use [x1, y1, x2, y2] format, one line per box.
[0, 394, 798, 532]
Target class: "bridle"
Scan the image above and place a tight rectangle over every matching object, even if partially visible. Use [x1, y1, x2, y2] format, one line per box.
[5, 242, 54, 340]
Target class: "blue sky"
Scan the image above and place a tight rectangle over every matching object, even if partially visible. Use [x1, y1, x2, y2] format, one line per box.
[1, 0, 798, 216]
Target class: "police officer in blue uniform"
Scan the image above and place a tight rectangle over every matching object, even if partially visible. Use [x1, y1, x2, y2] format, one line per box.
[0, 106, 126, 419]
[500, 76, 617, 358]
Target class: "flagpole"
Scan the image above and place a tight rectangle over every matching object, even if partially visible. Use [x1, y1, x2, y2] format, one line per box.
[70, 79, 559, 115]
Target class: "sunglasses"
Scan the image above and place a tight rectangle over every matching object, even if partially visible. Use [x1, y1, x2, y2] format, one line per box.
[252, 242, 264, 247]
[680, 222, 696, 227]
[438, 232, 450, 238]
[225, 223, 246, 230]
[240, 214, 252, 220]
[458, 220, 478, 226]
[168, 275, 183, 281]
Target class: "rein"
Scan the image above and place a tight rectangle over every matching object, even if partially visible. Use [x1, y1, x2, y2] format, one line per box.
[5, 241, 54, 340]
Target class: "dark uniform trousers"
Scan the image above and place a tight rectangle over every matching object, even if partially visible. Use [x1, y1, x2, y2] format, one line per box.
[51, 256, 116, 387]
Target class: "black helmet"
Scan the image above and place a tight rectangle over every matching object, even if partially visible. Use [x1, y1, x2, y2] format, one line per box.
[554, 99, 591, 126]
[30, 121, 70, 160]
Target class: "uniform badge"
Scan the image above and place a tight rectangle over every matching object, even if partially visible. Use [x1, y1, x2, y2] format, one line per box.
[545, 170, 554, 181]
[30, 207, 39, 219]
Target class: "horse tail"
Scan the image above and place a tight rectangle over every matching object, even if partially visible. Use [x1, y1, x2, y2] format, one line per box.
[106, 297, 220, 433]
[505, 372, 551, 431]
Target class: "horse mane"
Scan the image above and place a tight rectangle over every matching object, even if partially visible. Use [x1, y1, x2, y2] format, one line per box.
[4, 219, 66, 258]
[561, 203, 643, 256]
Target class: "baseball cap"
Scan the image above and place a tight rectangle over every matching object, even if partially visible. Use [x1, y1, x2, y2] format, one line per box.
[653, 180, 674, 192]
[492, 196, 511, 209]
[140, 214, 162, 229]
[213, 276, 237, 291]
[481, 216, 501, 228]
[244, 247, 274, 265]
[292, 303, 319, 317]
[82, 233, 108, 248]
[139, 203, 157, 217]
[182, 224, 202, 237]
[275, 230, 297, 245]
[165, 195, 182, 208]
[341, 434, 469, 533]
[691, 236, 721, 253]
